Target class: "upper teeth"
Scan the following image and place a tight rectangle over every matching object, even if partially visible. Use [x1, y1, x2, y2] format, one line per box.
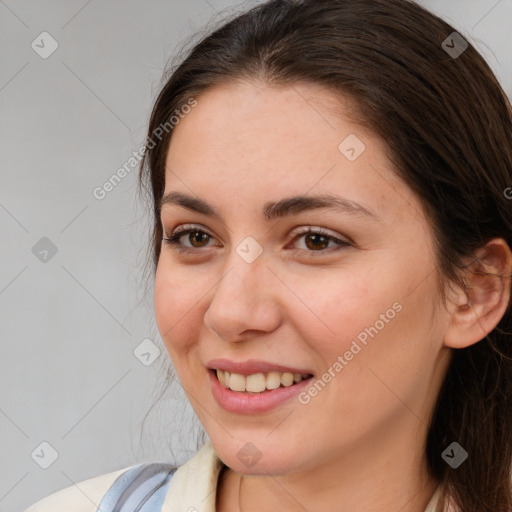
[216, 370, 310, 393]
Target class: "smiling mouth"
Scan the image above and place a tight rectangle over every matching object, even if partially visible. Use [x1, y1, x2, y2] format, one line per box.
[210, 369, 314, 394]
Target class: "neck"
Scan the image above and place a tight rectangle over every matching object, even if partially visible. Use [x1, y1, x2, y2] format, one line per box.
[239, 474, 439, 512]
[230, 420, 440, 512]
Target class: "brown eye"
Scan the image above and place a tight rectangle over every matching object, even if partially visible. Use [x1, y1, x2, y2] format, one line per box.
[162, 225, 351, 257]
[304, 233, 330, 251]
[188, 231, 211, 247]
[288, 228, 351, 258]
[162, 226, 215, 252]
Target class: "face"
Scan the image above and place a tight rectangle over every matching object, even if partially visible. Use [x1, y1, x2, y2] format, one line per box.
[154, 80, 452, 477]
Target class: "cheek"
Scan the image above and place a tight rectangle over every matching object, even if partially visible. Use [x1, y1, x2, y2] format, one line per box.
[153, 260, 208, 356]
[288, 251, 437, 395]
[288, 265, 401, 355]
[292, 270, 437, 426]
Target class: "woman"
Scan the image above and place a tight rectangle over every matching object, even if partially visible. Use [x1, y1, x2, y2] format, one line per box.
[25, 0, 512, 511]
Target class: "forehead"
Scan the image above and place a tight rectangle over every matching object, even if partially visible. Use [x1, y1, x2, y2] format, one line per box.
[163, 81, 420, 224]
[167, 80, 361, 157]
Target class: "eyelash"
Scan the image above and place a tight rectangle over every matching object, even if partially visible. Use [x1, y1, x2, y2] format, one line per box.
[161, 224, 351, 257]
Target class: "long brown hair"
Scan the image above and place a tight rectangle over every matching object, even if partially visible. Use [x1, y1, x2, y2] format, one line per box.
[137, 1, 512, 510]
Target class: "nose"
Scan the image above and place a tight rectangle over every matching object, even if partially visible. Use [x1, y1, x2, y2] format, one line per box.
[203, 251, 282, 342]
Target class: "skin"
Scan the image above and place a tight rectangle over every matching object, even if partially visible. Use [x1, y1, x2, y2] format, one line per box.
[154, 80, 512, 511]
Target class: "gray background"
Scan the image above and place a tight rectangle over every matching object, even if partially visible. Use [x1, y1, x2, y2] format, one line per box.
[1, 1, 511, 510]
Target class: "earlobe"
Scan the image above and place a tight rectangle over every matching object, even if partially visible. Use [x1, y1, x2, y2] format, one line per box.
[443, 238, 512, 350]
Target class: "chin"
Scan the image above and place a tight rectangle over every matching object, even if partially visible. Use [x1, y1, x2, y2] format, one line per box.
[211, 436, 301, 476]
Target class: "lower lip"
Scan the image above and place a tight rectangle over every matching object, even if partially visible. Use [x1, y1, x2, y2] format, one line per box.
[208, 369, 313, 414]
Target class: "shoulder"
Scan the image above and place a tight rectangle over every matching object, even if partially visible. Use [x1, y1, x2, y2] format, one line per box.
[24, 443, 225, 512]
[23, 466, 135, 512]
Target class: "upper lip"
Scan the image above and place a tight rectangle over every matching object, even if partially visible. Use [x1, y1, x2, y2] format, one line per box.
[207, 358, 314, 376]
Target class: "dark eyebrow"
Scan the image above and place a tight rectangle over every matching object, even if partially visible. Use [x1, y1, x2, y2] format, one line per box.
[159, 191, 381, 222]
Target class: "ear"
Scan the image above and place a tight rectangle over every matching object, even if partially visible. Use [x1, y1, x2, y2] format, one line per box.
[443, 238, 512, 349]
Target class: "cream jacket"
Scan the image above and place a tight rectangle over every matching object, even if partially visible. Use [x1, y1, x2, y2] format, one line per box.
[24, 442, 444, 511]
